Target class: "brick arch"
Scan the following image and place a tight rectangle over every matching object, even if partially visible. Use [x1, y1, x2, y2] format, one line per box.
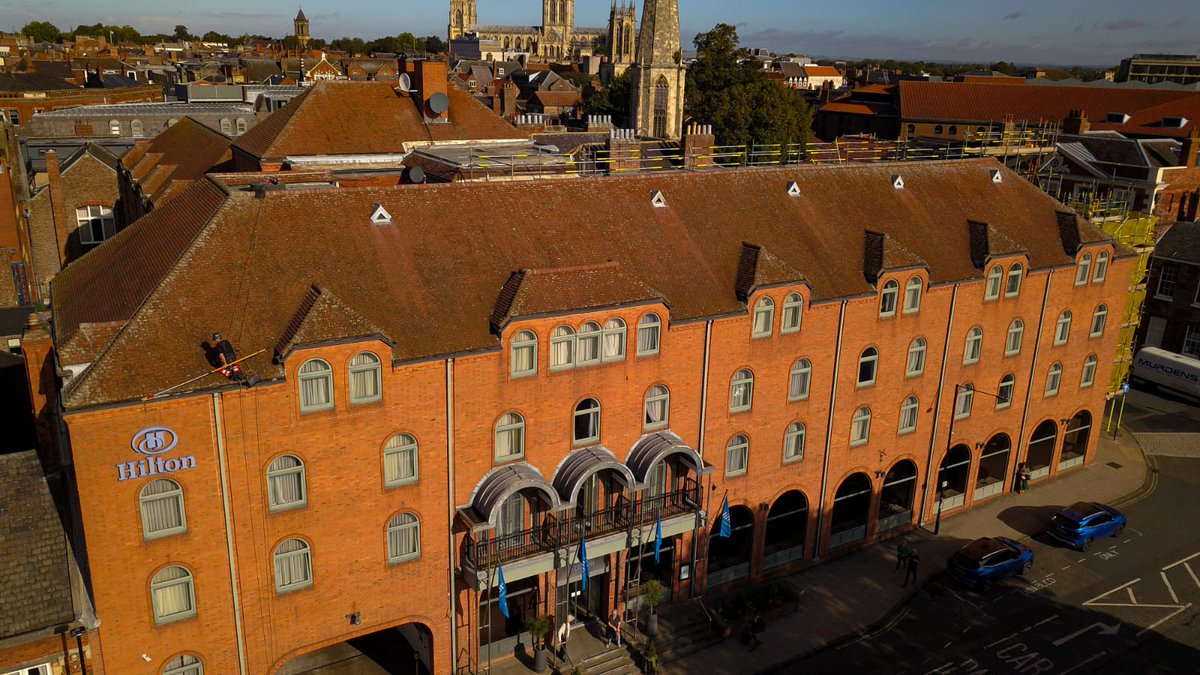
[269, 616, 437, 674]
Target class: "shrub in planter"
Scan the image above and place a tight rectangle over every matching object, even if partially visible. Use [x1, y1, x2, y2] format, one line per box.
[526, 615, 550, 673]
[644, 580, 666, 636]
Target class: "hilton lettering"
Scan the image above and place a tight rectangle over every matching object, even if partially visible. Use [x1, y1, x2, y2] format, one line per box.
[116, 455, 197, 481]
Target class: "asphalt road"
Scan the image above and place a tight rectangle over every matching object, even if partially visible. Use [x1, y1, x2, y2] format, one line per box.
[789, 387, 1200, 674]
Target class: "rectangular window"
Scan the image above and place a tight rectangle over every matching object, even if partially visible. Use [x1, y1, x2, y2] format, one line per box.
[1156, 264, 1178, 300]
[997, 379, 1014, 409]
[7, 109, 19, 125]
[75, 205, 116, 244]
[1184, 323, 1200, 358]
[726, 443, 748, 476]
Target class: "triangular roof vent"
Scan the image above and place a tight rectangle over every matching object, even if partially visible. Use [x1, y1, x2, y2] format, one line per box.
[650, 190, 667, 208]
[891, 175, 904, 190]
[787, 181, 801, 197]
[990, 168, 1003, 184]
[370, 204, 392, 225]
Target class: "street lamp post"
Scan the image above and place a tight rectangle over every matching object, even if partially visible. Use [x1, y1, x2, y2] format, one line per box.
[935, 383, 1004, 535]
[70, 627, 87, 675]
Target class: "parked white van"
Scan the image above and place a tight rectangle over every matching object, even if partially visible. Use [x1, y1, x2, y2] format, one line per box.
[1130, 347, 1200, 399]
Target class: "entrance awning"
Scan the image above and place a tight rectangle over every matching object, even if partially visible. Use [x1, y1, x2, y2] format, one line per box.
[552, 445, 636, 503]
[465, 462, 564, 532]
[625, 431, 706, 484]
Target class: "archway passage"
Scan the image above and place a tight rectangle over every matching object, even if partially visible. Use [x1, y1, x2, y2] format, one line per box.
[975, 434, 1012, 501]
[763, 490, 808, 569]
[707, 505, 754, 587]
[878, 461, 917, 533]
[1059, 411, 1091, 471]
[829, 473, 872, 548]
[938, 445, 972, 512]
[278, 622, 433, 675]
[1027, 420, 1058, 480]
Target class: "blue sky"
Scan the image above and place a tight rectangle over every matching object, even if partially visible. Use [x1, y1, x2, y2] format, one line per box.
[3, 0, 1196, 65]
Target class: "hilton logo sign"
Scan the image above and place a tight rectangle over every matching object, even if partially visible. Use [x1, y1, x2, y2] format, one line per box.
[116, 427, 198, 482]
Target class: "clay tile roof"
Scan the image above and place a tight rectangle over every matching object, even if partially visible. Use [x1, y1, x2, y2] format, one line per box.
[232, 81, 525, 161]
[863, 231, 927, 282]
[125, 117, 233, 205]
[801, 65, 841, 78]
[968, 220, 1026, 268]
[530, 90, 583, 107]
[1056, 211, 1107, 255]
[54, 160, 1112, 409]
[490, 262, 662, 331]
[735, 242, 805, 300]
[275, 285, 394, 360]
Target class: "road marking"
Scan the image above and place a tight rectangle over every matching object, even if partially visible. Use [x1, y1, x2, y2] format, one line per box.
[1123, 539, 1132, 543]
[1052, 621, 1120, 647]
[1082, 578, 1140, 606]
[1163, 551, 1200, 570]
[1126, 587, 1136, 603]
[985, 632, 1017, 649]
[1060, 651, 1107, 675]
[1061, 565, 1071, 570]
[1077, 558, 1086, 563]
[1161, 571, 1179, 604]
[1137, 603, 1193, 637]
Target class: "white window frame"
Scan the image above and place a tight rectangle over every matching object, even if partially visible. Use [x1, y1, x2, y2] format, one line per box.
[985, 265, 1003, 300]
[348, 352, 382, 405]
[788, 359, 812, 401]
[1005, 319, 1024, 356]
[1005, 263, 1023, 297]
[1090, 304, 1108, 338]
[140, 478, 187, 540]
[963, 327, 983, 364]
[955, 384, 974, 419]
[1183, 323, 1200, 358]
[850, 407, 871, 446]
[997, 374, 1015, 410]
[266, 455, 307, 512]
[511, 330, 538, 377]
[550, 325, 575, 370]
[1156, 264, 1178, 300]
[637, 313, 661, 356]
[903, 276, 922, 314]
[1093, 251, 1109, 283]
[783, 422, 806, 462]
[725, 435, 749, 476]
[1080, 355, 1098, 388]
[730, 369, 754, 413]
[163, 655, 203, 675]
[1075, 253, 1092, 286]
[273, 538, 313, 594]
[150, 566, 197, 624]
[383, 433, 418, 487]
[752, 297, 775, 338]
[1045, 363, 1063, 397]
[644, 384, 670, 430]
[879, 280, 899, 317]
[75, 205, 116, 244]
[577, 321, 602, 366]
[494, 412, 526, 461]
[386, 513, 421, 563]
[1054, 311, 1072, 345]
[857, 347, 878, 387]
[781, 293, 803, 333]
[899, 396, 919, 434]
[298, 358, 334, 412]
[906, 337, 927, 376]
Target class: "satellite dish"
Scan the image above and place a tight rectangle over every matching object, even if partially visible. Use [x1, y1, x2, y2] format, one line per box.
[399, 73, 412, 91]
[428, 91, 450, 115]
[407, 166, 426, 184]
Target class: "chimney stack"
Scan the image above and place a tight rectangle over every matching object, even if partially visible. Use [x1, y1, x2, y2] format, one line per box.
[411, 59, 450, 121]
[682, 123, 716, 170]
[1182, 129, 1200, 169]
[1063, 108, 1090, 135]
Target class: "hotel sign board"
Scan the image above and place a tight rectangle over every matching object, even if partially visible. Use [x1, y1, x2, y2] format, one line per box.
[117, 426, 198, 482]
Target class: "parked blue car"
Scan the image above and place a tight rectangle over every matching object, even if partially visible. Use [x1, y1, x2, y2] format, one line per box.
[1047, 502, 1127, 551]
[947, 537, 1034, 591]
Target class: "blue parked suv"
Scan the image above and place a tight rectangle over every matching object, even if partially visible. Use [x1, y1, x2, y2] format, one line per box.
[1047, 502, 1127, 551]
[947, 537, 1034, 591]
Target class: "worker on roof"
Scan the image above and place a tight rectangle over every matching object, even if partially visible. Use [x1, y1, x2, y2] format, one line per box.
[211, 333, 244, 381]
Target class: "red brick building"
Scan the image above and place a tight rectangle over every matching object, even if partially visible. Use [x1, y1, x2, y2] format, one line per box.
[26, 159, 1130, 674]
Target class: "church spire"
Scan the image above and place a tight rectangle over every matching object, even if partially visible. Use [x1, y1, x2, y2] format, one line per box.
[629, 0, 685, 139]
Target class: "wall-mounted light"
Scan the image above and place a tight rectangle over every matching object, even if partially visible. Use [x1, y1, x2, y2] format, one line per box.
[347, 612, 361, 626]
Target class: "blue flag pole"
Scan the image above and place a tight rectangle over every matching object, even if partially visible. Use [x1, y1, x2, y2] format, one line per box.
[498, 564, 509, 619]
[579, 534, 590, 592]
[718, 496, 732, 538]
[654, 514, 663, 564]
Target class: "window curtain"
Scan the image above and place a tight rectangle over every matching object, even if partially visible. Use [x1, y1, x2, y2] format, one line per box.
[142, 480, 184, 533]
[645, 395, 666, 425]
[389, 518, 420, 559]
[153, 568, 193, 617]
[551, 337, 573, 366]
[349, 367, 380, 401]
[301, 374, 331, 407]
[513, 344, 535, 372]
[275, 542, 311, 587]
[753, 308, 772, 334]
[386, 446, 416, 483]
[638, 325, 658, 353]
[579, 333, 600, 362]
[269, 459, 304, 506]
[603, 326, 625, 359]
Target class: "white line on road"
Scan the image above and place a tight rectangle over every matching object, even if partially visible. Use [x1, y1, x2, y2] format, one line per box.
[1184, 563, 1200, 592]
[1123, 539, 1132, 543]
[1161, 550, 1200, 571]
[1127, 587, 1136, 604]
[1136, 603, 1193, 637]
[985, 632, 1017, 649]
[1052, 621, 1120, 647]
[1162, 571, 1179, 604]
[1061, 565, 1071, 570]
[1083, 578, 1142, 606]
[1061, 651, 1107, 675]
[1078, 558, 1087, 563]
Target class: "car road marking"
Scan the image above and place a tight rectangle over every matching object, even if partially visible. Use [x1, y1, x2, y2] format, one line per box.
[1136, 603, 1193, 636]
[1123, 539, 1132, 544]
[1161, 572, 1179, 604]
[1060, 651, 1107, 675]
[1127, 587, 1136, 604]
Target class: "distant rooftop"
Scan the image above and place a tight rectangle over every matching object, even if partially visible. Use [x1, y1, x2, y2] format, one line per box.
[36, 101, 255, 116]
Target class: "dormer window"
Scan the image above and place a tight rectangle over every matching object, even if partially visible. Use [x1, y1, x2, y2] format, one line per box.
[1105, 112, 1130, 124]
[879, 280, 899, 316]
[1075, 253, 1092, 286]
[1162, 116, 1188, 128]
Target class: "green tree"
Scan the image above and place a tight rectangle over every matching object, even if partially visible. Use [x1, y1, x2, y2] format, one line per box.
[685, 23, 813, 149]
[422, 35, 446, 54]
[21, 21, 61, 44]
[396, 32, 418, 51]
[990, 60, 1016, 76]
[559, 71, 592, 90]
[174, 25, 191, 41]
[585, 68, 631, 126]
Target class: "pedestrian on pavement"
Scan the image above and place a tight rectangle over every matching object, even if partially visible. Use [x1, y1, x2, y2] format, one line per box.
[1016, 462, 1031, 493]
[903, 550, 920, 587]
[605, 605, 623, 649]
[556, 614, 574, 661]
[896, 539, 912, 571]
[747, 614, 765, 651]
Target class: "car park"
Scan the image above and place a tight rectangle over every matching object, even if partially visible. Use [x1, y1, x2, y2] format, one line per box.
[1047, 501, 1127, 551]
[947, 537, 1034, 591]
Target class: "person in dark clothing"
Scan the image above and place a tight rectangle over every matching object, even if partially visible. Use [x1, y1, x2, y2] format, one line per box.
[896, 539, 912, 571]
[747, 614, 765, 651]
[211, 333, 244, 381]
[903, 550, 920, 587]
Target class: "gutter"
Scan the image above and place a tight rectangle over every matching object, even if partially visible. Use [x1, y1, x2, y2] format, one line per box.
[212, 393, 247, 675]
[920, 284, 958, 527]
[814, 299, 847, 559]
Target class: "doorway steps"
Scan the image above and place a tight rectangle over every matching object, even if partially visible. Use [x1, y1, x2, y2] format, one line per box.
[574, 644, 640, 675]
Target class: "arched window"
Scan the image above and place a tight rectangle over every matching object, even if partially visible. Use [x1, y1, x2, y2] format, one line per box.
[150, 566, 196, 624]
[899, 395, 919, 434]
[267, 455, 306, 511]
[550, 325, 575, 369]
[637, 313, 661, 356]
[1045, 362, 1063, 396]
[108, 119, 120, 135]
[219, 118, 233, 135]
[131, 119, 144, 137]
[511, 330, 538, 376]
[934, 124, 944, 135]
[1081, 354, 1098, 388]
[140, 478, 186, 540]
[948, 125, 958, 136]
[857, 347, 879, 386]
[348, 352, 382, 405]
[906, 123, 915, 136]
[1075, 252, 1093, 285]
[644, 385, 670, 430]
[573, 398, 601, 445]
[602, 318, 626, 362]
[495, 412, 525, 461]
[879, 280, 899, 316]
[298, 358, 333, 412]
[906, 337, 927, 376]
[784, 422, 806, 462]
[789, 359, 812, 401]
[235, 118, 247, 135]
[273, 538, 312, 593]
[985, 265, 1003, 300]
[1090, 304, 1108, 337]
[850, 407, 871, 446]
[725, 434, 749, 476]
[163, 654, 203, 675]
[1005, 319, 1024, 356]
[752, 297, 775, 337]
[903, 276, 922, 313]
[782, 293, 803, 333]
[386, 513, 421, 563]
[955, 383, 975, 419]
[383, 434, 418, 486]
[1094, 251, 1110, 282]
[963, 326, 983, 364]
[1005, 263, 1023, 296]
[730, 369, 754, 412]
[1055, 311, 1072, 345]
[997, 373, 1015, 409]
[577, 321, 602, 365]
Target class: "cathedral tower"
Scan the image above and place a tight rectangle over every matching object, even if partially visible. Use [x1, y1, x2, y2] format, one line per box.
[607, 1, 636, 66]
[294, 8, 310, 50]
[448, 0, 477, 41]
[629, 0, 685, 139]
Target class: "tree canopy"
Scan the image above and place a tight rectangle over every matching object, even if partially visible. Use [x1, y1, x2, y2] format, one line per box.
[685, 23, 813, 149]
[584, 69, 631, 127]
[21, 21, 61, 44]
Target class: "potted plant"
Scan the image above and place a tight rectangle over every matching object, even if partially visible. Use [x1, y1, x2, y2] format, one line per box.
[644, 579, 666, 637]
[526, 615, 550, 673]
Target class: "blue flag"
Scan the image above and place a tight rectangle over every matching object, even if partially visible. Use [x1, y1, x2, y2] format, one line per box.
[654, 514, 663, 564]
[579, 535, 590, 592]
[718, 497, 732, 538]
[497, 564, 509, 619]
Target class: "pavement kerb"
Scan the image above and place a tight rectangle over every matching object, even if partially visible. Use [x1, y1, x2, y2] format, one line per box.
[1110, 430, 1158, 510]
